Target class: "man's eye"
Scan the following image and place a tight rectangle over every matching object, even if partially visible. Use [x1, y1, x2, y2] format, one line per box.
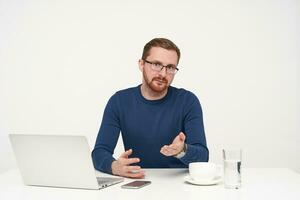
[153, 63, 161, 67]
[166, 65, 175, 70]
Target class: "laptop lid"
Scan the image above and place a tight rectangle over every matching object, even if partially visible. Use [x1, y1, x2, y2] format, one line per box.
[9, 134, 123, 190]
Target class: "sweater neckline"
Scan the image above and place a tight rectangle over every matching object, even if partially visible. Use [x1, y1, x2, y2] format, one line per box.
[136, 84, 172, 105]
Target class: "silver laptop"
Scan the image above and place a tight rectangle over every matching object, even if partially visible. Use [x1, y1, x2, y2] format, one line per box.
[9, 134, 123, 190]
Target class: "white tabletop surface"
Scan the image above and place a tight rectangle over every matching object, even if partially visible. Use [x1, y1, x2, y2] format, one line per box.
[0, 168, 299, 200]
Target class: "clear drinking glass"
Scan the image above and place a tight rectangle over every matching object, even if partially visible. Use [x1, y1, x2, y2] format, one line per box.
[223, 149, 242, 189]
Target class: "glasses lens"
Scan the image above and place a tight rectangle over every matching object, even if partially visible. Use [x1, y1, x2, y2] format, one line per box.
[167, 67, 178, 74]
[151, 63, 162, 71]
[167, 68, 174, 74]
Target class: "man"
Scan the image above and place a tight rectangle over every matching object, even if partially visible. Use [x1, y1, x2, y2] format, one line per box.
[92, 38, 208, 178]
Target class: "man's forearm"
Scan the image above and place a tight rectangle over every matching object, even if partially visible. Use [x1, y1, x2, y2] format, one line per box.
[177, 144, 209, 165]
[92, 148, 116, 174]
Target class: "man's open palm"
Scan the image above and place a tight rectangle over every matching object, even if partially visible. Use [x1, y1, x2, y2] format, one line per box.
[160, 132, 186, 156]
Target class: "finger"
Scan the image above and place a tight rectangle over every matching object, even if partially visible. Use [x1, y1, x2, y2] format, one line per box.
[120, 149, 132, 158]
[172, 133, 184, 144]
[161, 145, 176, 152]
[162, 145, 168, 149]
[125, 165, 141, 172]
[165, 147, 177, 155]
[161, 149, 173, 156]
[163, 144, 179, 151]
[179, 132, 186, 141]
[126, 173, 145, 179]
[124, 170, 145, 179]
[161, 144, 179, 154]
[166, 144, 178, 150]
[123, 157, 140, 165]
[160, 146, 175, 156]
[160, 146, 169, 154]
[160, 148, 169, 156]
[161, 144, 177, 150]
[164, 144, 182, 155]
[160, 147, 166, 154]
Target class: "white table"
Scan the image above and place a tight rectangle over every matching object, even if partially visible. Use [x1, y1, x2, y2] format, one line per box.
[0, 168, 299, 200]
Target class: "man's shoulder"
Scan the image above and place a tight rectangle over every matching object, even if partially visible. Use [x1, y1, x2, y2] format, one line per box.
[170, 86, 202, 111]
[111, 86, 139, 100]
[170, 86, 199, 100]
[115, 86, 138, 95]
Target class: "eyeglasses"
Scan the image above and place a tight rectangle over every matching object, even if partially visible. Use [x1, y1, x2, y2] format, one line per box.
[143, 59, 179, 74]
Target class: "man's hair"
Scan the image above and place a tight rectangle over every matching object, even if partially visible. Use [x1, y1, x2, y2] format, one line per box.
[142, 38, 181, 64]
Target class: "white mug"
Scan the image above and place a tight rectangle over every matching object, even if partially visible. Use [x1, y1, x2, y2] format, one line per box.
[189, 162, 221, 181]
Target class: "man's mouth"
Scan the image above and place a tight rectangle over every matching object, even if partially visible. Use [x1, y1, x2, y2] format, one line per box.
[153, 79, 167, 84]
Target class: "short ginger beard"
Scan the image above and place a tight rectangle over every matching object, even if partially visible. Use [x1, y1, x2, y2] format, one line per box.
[143, 70, 169, 93]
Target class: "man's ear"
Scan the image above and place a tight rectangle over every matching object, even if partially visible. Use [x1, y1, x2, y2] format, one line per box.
[138, 59, 144, 72]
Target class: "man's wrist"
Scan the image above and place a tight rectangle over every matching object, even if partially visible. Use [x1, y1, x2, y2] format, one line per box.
[111, 160, 118, 175]
[175, 143, 187, 159]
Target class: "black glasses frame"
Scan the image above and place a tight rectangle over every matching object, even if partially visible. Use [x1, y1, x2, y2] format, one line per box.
[143, 59, 179, 74]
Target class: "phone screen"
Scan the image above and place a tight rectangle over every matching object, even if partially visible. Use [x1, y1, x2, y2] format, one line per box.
[121, 181, 151, 189]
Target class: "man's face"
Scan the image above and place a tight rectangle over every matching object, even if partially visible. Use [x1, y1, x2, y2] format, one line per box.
[139, 47, 178, 93]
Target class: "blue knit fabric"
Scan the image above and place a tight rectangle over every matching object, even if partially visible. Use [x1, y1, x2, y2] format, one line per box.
[92, 85, 209, 174]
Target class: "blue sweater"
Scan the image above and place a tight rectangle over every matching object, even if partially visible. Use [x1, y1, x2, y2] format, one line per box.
[92, 85, 209, 174]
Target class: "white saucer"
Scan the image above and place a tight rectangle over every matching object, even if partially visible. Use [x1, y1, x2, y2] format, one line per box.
[184, 175, 222, 186]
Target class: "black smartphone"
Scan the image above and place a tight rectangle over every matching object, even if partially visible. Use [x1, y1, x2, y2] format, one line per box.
[121, 181, 151, 189]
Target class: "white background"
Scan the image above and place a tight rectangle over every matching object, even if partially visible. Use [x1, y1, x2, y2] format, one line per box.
[1, 0, 299, 173]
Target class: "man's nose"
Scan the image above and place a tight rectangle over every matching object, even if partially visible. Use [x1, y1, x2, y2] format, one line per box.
[158, 66, 167, 77]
